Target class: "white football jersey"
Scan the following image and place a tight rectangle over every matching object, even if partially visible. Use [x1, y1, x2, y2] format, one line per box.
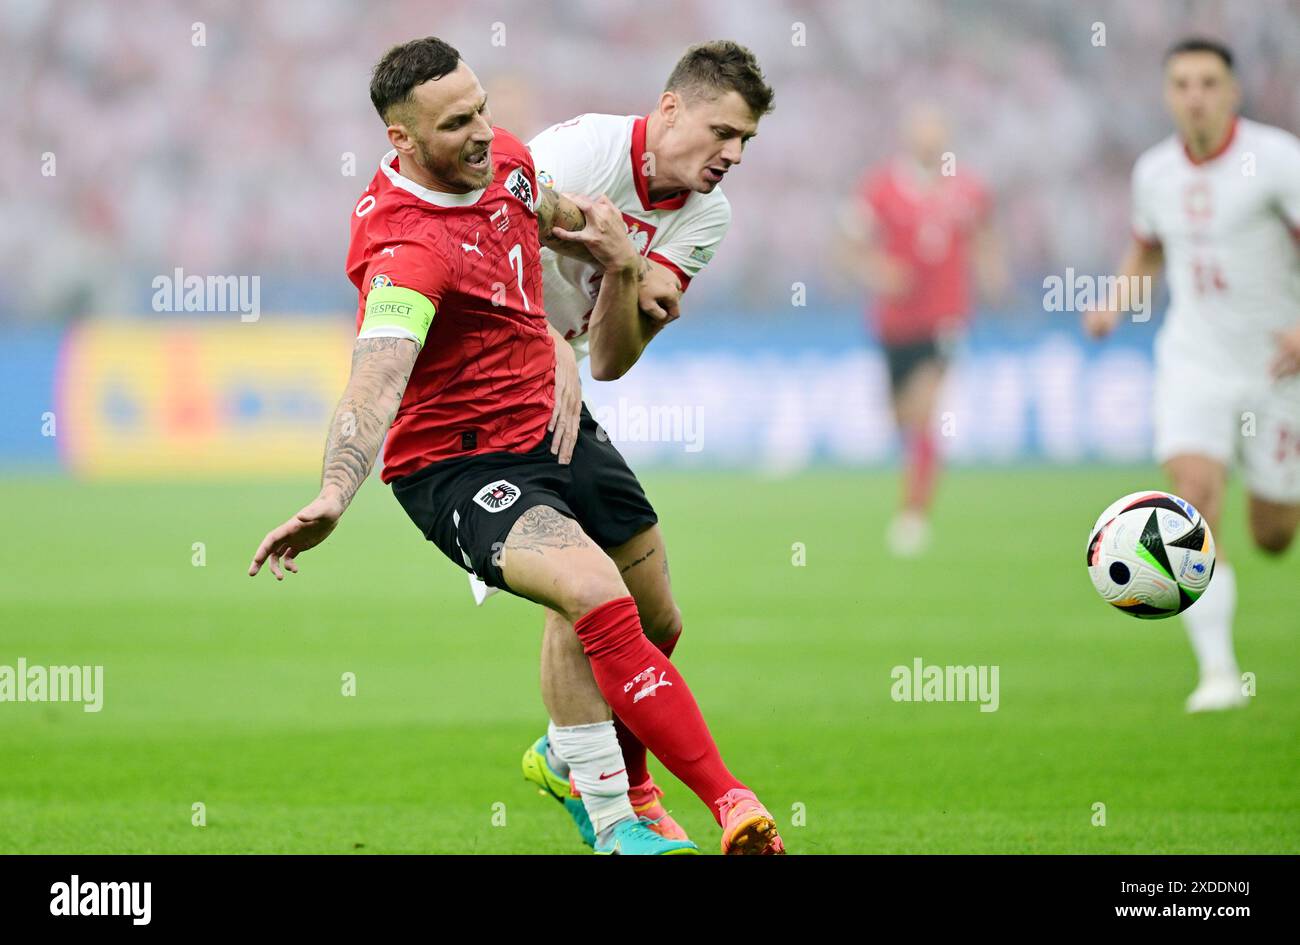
[1131, 117, 1300, 373]
[527, 113, 732, 361]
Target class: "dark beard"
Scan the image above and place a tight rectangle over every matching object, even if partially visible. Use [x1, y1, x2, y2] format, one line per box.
[415, 139, 492, 191]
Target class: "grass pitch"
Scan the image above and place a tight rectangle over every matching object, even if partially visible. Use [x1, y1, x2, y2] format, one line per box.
[1, 469, 1296, 853]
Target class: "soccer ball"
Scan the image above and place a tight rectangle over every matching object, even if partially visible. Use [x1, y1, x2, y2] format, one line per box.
[1086, 490, 1215, 619]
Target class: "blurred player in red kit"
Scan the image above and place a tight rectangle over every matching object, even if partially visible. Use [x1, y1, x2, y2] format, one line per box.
[842, 104, 1007, 556]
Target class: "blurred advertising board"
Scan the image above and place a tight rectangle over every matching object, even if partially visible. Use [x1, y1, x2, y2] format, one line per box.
[56, 320, 352, 477]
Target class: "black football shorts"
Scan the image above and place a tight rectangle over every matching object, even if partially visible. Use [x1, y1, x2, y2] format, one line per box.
[883, 336, 948, 394]
[390, 404, 657, 592]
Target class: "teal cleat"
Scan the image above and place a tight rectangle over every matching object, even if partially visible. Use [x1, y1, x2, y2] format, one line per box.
[595, 817, 700, 855]
[522, 735, 596, 848]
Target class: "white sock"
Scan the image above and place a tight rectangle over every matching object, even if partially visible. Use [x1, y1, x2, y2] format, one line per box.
[1183, 562, 1239, 681]
[544, 721, 570, 777]
[547, 720, 634, 839]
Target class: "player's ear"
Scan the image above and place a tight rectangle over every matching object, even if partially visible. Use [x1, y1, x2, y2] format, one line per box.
[658, 90, 680, 128]
[386, 121, 415, 156]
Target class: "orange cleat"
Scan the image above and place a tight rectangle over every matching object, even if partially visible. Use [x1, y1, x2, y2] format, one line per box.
[629, 777, 691, 842]
[716, 788, 786, 855]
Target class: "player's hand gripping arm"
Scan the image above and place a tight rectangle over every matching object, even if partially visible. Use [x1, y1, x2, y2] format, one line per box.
[549, 192, 681, 380]
[248, 336, 419, 579]
[1084, 239, 1164, 339]
[536, 185, 597, 264]
[536, 187, 682, 373]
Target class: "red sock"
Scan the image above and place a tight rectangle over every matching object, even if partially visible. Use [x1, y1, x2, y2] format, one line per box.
[613, 629, 680, 788]
[574, 597, 740, 822]
[905, 429, 938, 512]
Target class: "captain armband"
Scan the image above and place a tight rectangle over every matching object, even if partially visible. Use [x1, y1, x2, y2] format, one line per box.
[358, 285, 436, 346]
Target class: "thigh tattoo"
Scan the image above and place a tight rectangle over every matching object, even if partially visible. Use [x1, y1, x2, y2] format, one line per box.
[507, 505, 588, 555]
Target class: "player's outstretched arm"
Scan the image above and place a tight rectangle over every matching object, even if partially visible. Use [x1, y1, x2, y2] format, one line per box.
[248, 336, 419, 579]
[1083, 238, 1164, 339]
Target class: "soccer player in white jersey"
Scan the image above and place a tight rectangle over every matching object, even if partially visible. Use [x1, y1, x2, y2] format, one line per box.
[1086, 38, 1300, 712]
[507, 41, 780, 852]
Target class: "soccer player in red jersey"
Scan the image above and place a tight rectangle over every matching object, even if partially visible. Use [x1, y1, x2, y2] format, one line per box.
[842, 104, 1006, 556]
[247, 37, 784, 855]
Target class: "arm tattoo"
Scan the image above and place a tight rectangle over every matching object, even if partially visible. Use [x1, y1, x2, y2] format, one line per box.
[536, 187, 597, 263]
[320, 336, 418, 509]
[551, 194, 586, 235]
[535, 187, 582, 241]
[535, 186, 556, 238]
[618, 546, 656, 574]
[505, 505, 590, 556]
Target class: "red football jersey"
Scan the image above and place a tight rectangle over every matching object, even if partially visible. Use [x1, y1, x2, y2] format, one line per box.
[346, 129, 553, 481]
[857, 160, 989, 343]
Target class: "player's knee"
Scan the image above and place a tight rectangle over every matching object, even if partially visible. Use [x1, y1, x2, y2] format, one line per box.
[558, 564, 629, 623]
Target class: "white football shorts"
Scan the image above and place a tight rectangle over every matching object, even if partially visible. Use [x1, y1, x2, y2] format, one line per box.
[1153, 333, 1300, 502]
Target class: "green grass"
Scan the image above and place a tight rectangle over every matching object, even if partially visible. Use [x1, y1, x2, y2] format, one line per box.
[1, 469, 1296, 853]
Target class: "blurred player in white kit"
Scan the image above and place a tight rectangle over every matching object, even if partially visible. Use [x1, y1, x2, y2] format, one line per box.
[1087, 38, 1300, 712]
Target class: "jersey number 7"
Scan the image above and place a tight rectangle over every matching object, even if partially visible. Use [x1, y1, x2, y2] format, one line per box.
[506, 243, 531, 312]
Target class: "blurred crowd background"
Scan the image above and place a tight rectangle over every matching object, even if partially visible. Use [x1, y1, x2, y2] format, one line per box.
[3, 0, 1297, 324]
[1, 0, 1297, 475]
